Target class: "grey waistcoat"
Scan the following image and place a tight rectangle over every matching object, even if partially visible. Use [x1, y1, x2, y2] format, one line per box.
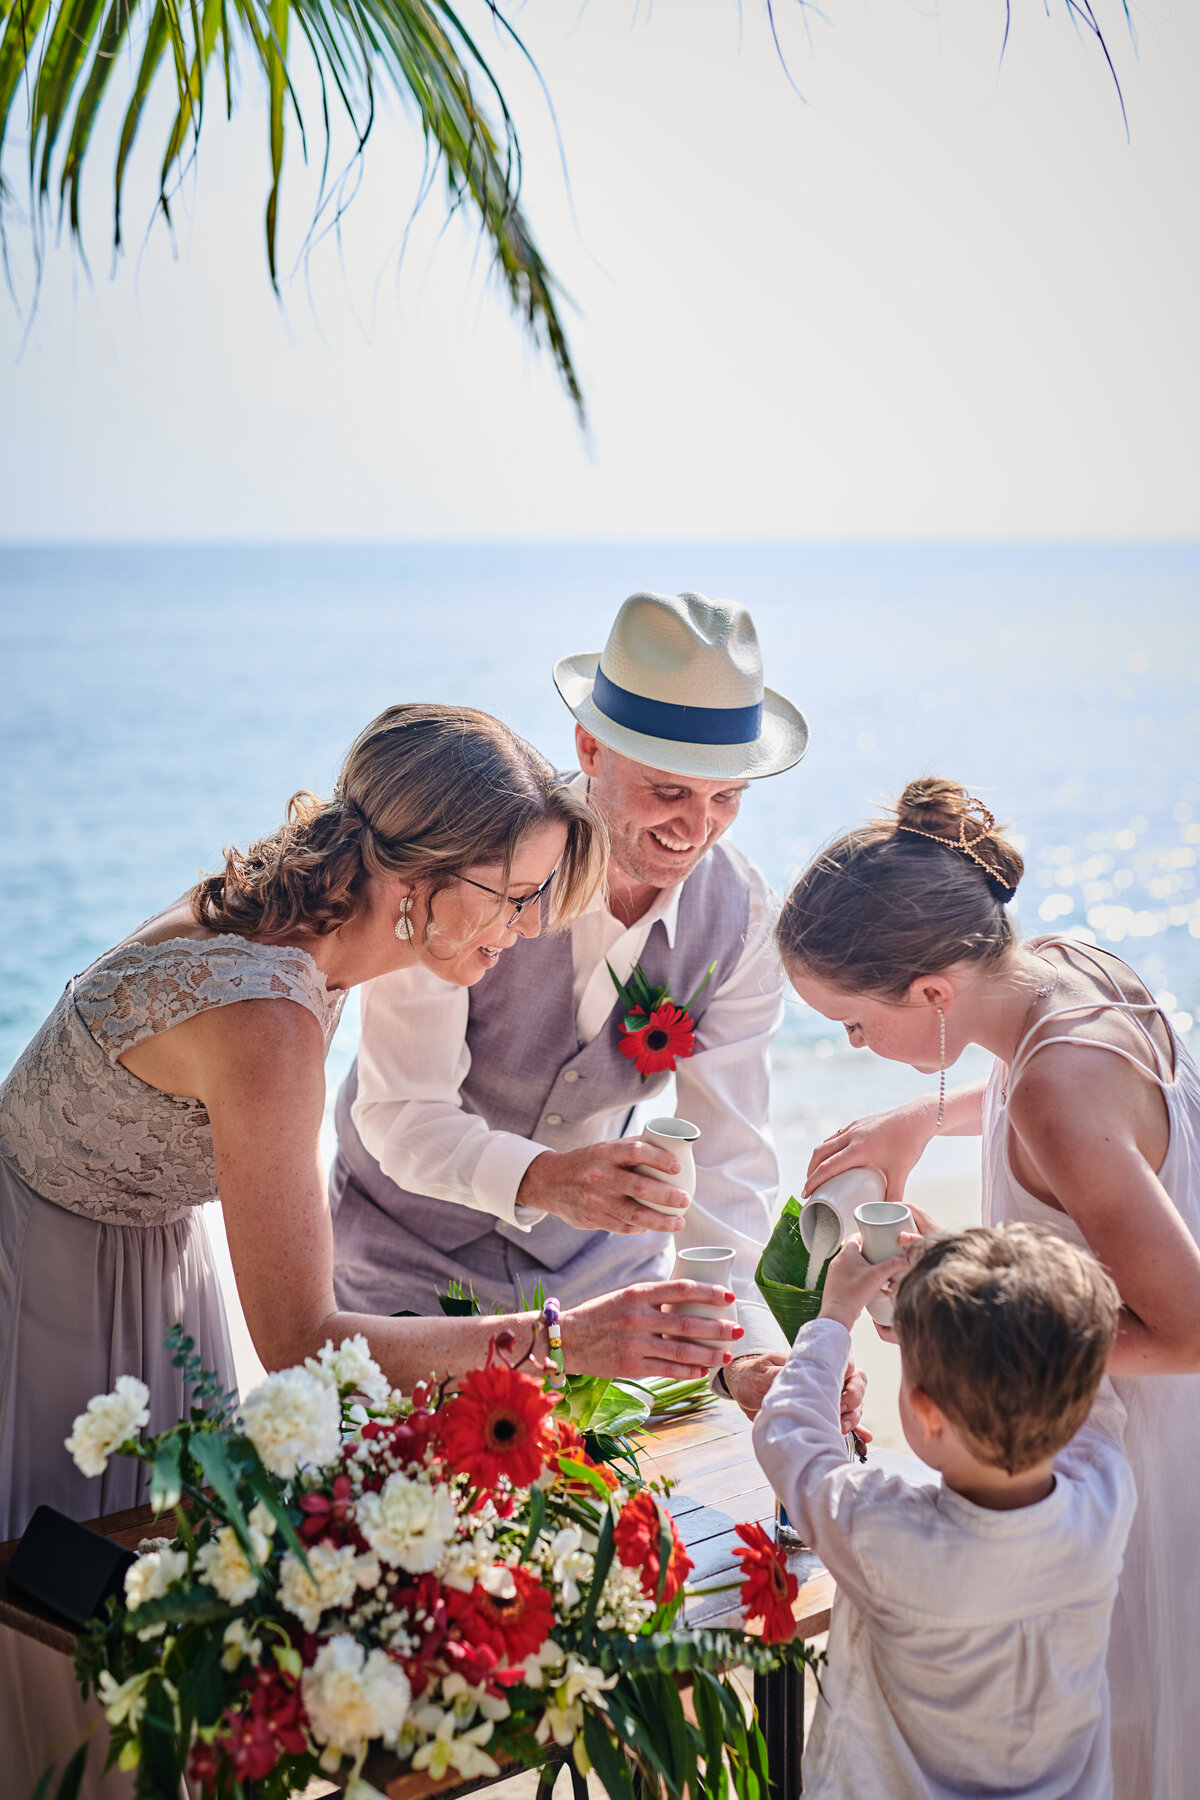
[331, 840, 752, 1282]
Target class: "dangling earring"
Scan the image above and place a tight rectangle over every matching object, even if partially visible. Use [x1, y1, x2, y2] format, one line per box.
[935, 1005, 946, 1129]
[395, 897, 413, 942]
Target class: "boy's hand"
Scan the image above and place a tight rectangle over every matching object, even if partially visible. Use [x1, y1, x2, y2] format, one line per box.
[819, 1235, 912, 1332]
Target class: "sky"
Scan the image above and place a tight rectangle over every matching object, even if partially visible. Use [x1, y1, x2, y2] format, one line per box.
[1, 0, 1197, 542]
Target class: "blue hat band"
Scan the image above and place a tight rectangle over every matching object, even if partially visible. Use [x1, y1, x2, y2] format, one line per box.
[593, 665, 764, 747]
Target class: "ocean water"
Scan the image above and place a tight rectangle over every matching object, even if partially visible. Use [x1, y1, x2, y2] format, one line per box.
[3, 543, 1199, 1119]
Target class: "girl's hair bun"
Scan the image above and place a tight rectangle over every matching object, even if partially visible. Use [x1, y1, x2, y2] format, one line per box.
[894, 777, 1024, 903]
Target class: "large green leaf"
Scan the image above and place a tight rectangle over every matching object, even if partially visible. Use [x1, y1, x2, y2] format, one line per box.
[0, 0, 581, 412]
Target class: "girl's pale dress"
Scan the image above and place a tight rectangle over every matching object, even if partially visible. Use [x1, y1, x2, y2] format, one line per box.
[0, 934, 342, 1796]
[982, 938, 1200, 1800]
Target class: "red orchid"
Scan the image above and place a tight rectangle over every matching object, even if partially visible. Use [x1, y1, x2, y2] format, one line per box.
[733, 1521, 798, 1644]
[299, 1471, 355, 1543]
[613, 1490, 694, 1603]
[436, 1363, 555, 1490]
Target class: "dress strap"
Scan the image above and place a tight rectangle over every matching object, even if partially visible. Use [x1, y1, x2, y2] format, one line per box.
[1006, 998, 1174, 1101]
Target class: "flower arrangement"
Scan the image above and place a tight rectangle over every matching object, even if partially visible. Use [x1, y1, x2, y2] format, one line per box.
[65, 1326, 813, 1799]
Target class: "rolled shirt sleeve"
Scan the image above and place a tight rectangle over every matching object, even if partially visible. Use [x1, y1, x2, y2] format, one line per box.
[675, 865, 787, 1357]
[351, 968, 548, 1229]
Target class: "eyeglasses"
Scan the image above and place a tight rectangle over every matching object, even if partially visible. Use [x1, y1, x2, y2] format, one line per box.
[456, 866, 558, 929]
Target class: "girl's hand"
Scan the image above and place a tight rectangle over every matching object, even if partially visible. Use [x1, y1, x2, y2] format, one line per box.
[560, 1280, 745, 1379]
[804, 1098, 940, 1207]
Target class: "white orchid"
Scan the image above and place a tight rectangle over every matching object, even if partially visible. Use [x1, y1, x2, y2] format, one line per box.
[521, 1639, 566, 1689]
[277, 1541, 361, 1632]
[441, 1673, 512, 1725]
[238, 1365, 341, 1478]
[220, 1619, 264, 1671]
[535, 1658, 616, 1751]
[65, 1377, 150, 1478]
[97, 1668, 152, 1730]
[356, 1471, 457, 1574]
[547, 1524, 594, 1610]
[411, 1711, 500, 1781]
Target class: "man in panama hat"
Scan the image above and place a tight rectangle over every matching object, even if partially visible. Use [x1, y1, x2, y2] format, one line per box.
[330, 592, 856, 1421]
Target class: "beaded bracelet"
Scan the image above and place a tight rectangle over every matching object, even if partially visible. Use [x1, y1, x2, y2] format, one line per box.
[542, 1297, 566, 1387]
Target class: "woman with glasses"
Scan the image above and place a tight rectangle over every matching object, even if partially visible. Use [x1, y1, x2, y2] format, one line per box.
[0, 703, 740, 1797]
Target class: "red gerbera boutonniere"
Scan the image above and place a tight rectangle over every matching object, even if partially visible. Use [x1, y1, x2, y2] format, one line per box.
[607, 959, 716, 1082]
[436, 1363, 556, 1492]
[732, 1520, 799, 1644]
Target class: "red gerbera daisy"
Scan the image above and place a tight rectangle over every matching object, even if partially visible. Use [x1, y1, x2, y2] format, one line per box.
[446, 1564, 556, 1663]
[733, 1521, 798, 1644]
[613, 1489, 694, 1603]
[619, 1003, 697, 1079]
[436, 1363, 555, 1491]
[548, 1420, 619, 1491]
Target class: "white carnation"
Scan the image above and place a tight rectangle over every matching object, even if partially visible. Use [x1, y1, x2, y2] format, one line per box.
[195, 1519, 270, 1607]
[277, 1541, 361, 1633]
[302, 1634, 412, 1760]
[65, 1377, 151, 1479]
[124, 1546, 189, 1612]
[239, 1366, 341, 1478]
[306, 1335, 391, 1405]
[356, 1472, 457, 1574]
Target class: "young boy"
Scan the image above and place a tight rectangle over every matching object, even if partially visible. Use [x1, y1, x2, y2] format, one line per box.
[752, 1223, 1135, 1800]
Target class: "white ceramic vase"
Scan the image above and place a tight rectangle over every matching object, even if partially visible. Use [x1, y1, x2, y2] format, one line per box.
[634, 1117, 699, 1217]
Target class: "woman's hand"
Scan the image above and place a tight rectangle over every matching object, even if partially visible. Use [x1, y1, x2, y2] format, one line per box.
[804, 1098, 938, 1206]
[560, 1280, 744, 1379]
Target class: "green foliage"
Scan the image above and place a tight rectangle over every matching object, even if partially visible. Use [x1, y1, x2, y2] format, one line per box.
[30, 1744, 88, 1800]
[0, 0, 581, 412]
[755, 1197, 831, 1345]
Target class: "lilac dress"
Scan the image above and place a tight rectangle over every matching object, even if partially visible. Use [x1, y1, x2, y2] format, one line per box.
[0, 933, 342, 1797]
[982, 938, 1200, 1800]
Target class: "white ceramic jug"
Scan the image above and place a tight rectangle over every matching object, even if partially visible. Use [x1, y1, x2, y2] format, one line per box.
[634, 1118, 699, 1217]
[799, 1167, 886, 1289]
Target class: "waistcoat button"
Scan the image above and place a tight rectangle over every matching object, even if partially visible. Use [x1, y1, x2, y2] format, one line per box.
[562, 1070, 581, 1083]
[544, 1113, 563, 1126]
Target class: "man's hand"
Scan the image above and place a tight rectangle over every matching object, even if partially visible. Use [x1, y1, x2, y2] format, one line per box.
[516, 1139, 691, 1234]
[725, 1350, 870, 1433]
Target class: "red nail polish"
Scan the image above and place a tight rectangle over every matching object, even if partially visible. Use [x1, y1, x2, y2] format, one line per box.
[723, 1352, 732, 1363]
[733, 1326, 745, 1338]
[724, 1290, 735, 1302]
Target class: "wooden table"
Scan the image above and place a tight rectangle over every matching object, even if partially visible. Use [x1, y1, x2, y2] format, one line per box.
[0, 1397, 832, 1800]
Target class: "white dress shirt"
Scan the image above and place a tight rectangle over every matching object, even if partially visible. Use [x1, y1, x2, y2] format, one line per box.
[753, 1320, 1136, 1800]
[350, 832, 786, 1351]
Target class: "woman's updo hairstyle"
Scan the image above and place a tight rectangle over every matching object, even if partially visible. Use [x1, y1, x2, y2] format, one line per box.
[193, 703, 606, 943]
[775, 777, 1026, 998]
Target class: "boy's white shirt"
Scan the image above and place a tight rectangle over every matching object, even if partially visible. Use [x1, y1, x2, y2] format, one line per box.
[753, 1319, 1136, 1800]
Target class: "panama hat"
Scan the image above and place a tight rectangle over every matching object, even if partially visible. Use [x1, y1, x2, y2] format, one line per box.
[554, 591, 809, 781]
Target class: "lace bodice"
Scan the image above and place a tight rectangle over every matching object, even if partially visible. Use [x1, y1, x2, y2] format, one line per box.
[0, 934, 344, 1226]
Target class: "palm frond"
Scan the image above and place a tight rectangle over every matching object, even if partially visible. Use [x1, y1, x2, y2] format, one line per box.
[0, 0, 583, 414]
